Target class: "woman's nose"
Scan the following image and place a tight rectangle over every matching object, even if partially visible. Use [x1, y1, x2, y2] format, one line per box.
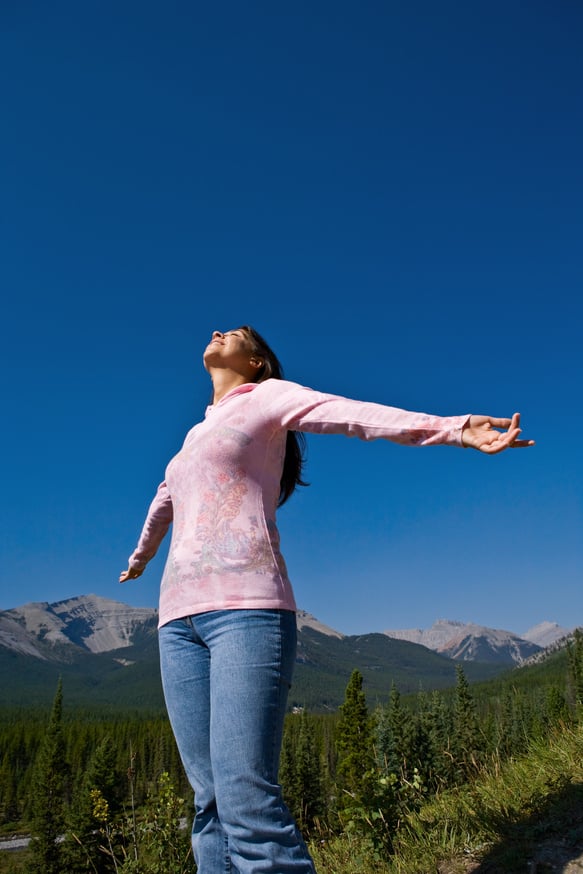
[211, 330, 224, 340]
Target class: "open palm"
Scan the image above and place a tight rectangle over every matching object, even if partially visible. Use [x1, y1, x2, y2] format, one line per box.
[461, 412, 534, 454]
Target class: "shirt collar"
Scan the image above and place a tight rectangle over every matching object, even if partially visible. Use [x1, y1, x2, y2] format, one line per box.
[205, 382, 258, 417]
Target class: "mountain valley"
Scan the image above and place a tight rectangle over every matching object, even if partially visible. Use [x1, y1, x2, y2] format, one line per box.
[0, 595, 575, 712]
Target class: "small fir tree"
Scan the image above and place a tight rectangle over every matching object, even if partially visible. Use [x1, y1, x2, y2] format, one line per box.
[287, 711, 323, 832]
[425, 689, 454, 788]
[451, 664, 481, 781]
[567, 629, 583, 712]
[337, 669, 373, 797]
[376, 683, 409, 777]
[28, 679, 68, 874]
[405, 689, 435, 786]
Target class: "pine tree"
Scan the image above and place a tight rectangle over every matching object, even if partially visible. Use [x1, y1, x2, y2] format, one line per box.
[280, 712, 324, 833]
[28, 679, 68, 874]
[496, 686, 519, 758]
[426, 689, 455, 788]
[451, 664, 481, 781]
[279, 717, 298, 808]
[337, 669, 373, 797]
[405, 690, 435, 786]
[294, 712, 324, 832]
[567, 629, 583, 712]
[64, 736, 119, 873]
[376, 683, 409, 777]
[545, 685, 568, 726]
[0, 752, 19, 824]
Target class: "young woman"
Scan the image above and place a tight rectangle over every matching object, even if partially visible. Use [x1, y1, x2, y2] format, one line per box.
[120, 326, 533, 873]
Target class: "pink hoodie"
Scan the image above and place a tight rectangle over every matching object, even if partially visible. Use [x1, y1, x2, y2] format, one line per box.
[128, 379, 470, 627]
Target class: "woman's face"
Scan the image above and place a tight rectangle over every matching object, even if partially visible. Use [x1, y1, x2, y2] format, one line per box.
[203, 329, 262, 379]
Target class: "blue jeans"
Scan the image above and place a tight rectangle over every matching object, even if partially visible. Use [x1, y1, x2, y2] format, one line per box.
[158, 609, 316, 873]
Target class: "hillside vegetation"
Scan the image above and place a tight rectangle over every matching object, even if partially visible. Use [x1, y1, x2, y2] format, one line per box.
[0, 630, 581, 873]
[309, 720, 583, 872]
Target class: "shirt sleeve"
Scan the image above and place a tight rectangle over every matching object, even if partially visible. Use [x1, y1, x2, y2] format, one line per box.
[128, 481, 174, 571]
[261, 380, 471, 447]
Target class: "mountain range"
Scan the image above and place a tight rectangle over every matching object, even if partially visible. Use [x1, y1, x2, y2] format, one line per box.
[382, 618, 568, 663]
[0, 595, 574, 712]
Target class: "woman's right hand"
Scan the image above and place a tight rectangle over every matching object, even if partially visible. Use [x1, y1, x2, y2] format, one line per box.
[119, 567, 144, 583]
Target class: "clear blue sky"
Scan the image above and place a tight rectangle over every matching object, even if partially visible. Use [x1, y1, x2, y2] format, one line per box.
[1, 1, 581, 636]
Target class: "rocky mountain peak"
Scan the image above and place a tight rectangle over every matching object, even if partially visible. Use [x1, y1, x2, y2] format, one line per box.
[522, 621, 572, 648]
[383, 619, 548, 665]
[0, 595, 157, 660]
[296, 610, 345, 639]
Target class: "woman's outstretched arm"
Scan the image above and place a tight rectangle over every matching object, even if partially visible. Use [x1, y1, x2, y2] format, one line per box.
[119, 481, 174, 583]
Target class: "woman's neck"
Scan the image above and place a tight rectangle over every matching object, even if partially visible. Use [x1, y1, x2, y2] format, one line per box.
[210, 370, 253, 404]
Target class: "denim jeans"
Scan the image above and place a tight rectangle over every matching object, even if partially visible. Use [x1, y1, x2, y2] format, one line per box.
[158, 609, 316, 873]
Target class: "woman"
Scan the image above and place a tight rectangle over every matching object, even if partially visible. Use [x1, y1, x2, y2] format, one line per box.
[120, 326, 533, 873]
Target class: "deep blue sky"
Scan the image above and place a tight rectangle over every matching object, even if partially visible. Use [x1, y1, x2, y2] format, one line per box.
[1, 1, 581, 636]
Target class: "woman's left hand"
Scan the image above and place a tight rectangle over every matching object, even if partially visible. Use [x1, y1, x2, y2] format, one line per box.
[461, 412, 535, 454]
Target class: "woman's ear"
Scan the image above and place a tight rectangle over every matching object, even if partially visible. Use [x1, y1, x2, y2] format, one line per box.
[250, 358, 264, 370]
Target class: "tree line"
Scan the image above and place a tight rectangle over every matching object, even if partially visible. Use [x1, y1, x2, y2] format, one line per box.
[0, 629, 581, 872]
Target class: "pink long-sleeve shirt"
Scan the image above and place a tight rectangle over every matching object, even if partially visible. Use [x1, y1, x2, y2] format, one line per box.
[128, 379, 470, 627]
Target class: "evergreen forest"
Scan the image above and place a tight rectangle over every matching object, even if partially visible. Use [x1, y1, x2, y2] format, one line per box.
[1, 631, 582, 873]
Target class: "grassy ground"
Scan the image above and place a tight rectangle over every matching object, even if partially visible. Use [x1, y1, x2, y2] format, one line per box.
[390, 721, 583, 872]
[309, 721, 583, 873]
[0, 848, 31, 874]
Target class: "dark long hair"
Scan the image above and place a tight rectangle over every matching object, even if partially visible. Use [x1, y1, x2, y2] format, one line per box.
[239, 325, 308, 506]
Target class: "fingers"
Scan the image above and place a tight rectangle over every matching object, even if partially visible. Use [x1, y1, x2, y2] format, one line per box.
[478, 437, 514, 454]
[500, 413, 535, 449]
[483, 415, 514, 430]
[504, 413, 535, 448]
[478, 427, 534, 454]
[119, 567, 142, 583]
[468, 412, 533, 453]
